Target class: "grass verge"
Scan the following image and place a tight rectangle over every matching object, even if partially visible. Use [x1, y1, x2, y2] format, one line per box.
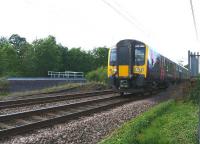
[0, 83, 81, 99]
[100, 100, 174, 144]
[100, 100, 198, 144]
[136, 101, 198, 144]
[0, 82, 108, 100]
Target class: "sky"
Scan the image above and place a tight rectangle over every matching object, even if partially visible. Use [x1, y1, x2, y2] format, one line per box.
[0, 0, 200, 64]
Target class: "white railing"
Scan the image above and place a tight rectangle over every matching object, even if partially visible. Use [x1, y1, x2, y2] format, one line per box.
[48, 71, 84, 79]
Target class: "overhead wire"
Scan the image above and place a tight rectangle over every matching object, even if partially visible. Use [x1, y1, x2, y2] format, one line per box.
[101, 0, 148, 36]
[100, 0, 157, 47]
[189, 0, 198, 40]
[111, 0, 147, 33]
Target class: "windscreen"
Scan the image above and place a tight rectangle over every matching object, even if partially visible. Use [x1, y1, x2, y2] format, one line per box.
[110, 49, 117, 66]
[117, 43, 129, 65]
[134, 45, 145, 65]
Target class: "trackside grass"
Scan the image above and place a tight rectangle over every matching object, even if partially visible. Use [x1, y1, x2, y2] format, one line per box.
[99, 100, 198, 144]
[136, 102, 198, 144]
[99, 100, 174, 144]
[0, 83, 80, 99]
[0, 82, 107, 100]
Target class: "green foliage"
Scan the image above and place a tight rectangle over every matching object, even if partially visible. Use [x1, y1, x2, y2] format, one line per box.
[136, 102, 198, 144]
[86, 67, 108, 83]
[0, 37, 19, 76]
[92, 47, 109, 67]
[65, 48, 94, 72]
[187, 78, 200, 104]
[32, 36, 62, 76]
[100, 100, 198, 144]
[100, 100, 174, 144]
[0, 34, 109, 77]
[0, 77, 9, 93]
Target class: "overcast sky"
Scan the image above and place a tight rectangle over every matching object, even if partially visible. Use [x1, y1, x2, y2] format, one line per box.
[0, 0, 200, 64]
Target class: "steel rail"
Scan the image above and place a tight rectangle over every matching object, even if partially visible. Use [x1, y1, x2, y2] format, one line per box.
[0, 90, 114, 109]
[0, 94, 130, 138]
[0, 88, 162, 139]
[0, 95, 120, 121]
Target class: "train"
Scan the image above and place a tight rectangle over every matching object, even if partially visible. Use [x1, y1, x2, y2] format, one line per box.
[107, 39, 189, 95]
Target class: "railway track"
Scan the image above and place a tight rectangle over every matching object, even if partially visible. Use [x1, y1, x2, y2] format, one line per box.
[0, 90, 114, 109]
[0, 93, 131, 139]
[0, 89, 162, 139]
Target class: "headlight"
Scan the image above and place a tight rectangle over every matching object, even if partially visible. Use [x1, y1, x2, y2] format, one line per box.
[113, 68, 117, 73]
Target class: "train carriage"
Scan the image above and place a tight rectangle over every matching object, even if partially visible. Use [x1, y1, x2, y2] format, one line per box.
[108, 39, 189, 95]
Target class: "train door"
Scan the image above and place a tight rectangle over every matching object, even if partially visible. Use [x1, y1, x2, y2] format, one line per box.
[116, 41, 132, 78]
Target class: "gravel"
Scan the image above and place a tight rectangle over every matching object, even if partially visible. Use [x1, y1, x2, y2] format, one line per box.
[0, 93, 118, 115]
[0, 85, 183, 144]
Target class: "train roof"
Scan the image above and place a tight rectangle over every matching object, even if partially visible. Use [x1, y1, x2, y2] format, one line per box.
[116, 39, 189, 71]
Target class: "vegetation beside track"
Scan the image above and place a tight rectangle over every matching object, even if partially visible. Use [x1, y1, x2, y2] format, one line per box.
[100, 80, 200, 144]
[0, 82, 108, 100]
[136, 102, 198, 144]
[100, 100, 174, 144]
[86, 67, 108, 83]
[186, 79, 200, 104]
[0, 34, 109, 77]
[0, 77, 9, 95]
[100, 100, 198, 144]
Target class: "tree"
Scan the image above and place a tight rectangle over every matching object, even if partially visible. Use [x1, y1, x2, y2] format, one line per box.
[9, 34, 27, 55]
[0, 34, 110, 77]
[65, 48, 95, 73]
[0, 38, 18, 76]
[33, 36, 61, 76]
[8, 34, 32, 74]
[58, 44, 68, 71]
[19, 44, 36, 76]
[92, 47, 109, 68]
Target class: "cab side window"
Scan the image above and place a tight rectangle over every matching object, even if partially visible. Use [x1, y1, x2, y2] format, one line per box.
[110, 49, 116, 66]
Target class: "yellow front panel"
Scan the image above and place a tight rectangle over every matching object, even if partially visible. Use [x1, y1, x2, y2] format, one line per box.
[119, 65, 128, 77]
[108, 65, 116, 77]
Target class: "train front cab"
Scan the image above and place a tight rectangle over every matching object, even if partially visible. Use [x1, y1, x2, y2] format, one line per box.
[108, 40, 148, 94]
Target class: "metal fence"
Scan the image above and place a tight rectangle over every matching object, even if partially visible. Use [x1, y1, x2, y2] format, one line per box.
[48, 71, 84, 79]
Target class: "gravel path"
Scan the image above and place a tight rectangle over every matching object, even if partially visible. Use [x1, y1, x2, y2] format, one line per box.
[0, 85, 182, 144]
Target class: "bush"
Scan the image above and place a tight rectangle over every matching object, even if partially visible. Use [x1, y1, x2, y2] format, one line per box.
[187, 77, 200, 104]
[0, 77, 9, 93]
[86, 67, 108, 83]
